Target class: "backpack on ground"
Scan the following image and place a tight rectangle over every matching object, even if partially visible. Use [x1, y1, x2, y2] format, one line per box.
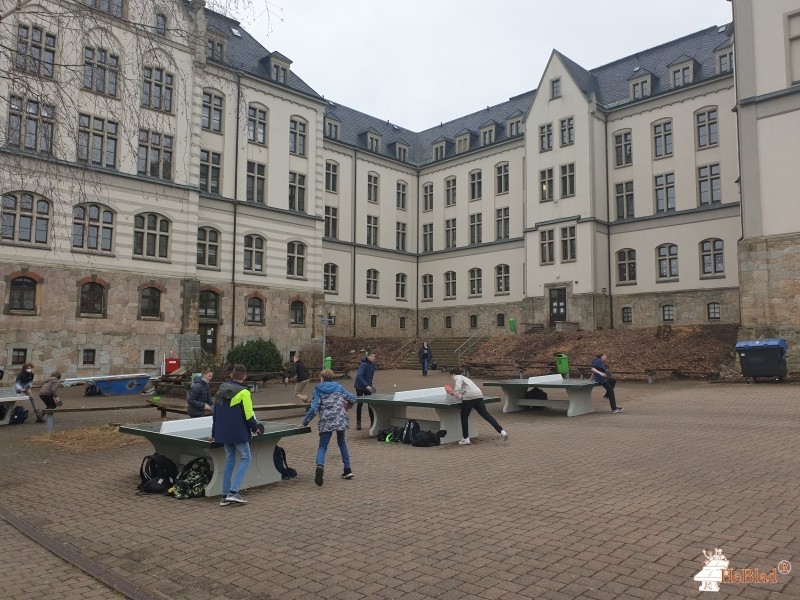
[526, 387, 548, 400]
[9, 406, 28, 425]
[401, 419, 420, 444]
[137, 452, 178, 494]
[273, 446, 297, 480]
[171, 457, 212, 499]
[411, 429, 447, 447]
[84, 382, 103, 397]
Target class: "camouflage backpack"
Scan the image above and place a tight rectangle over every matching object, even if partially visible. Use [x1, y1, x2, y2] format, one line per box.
[171, 457, 212, 499]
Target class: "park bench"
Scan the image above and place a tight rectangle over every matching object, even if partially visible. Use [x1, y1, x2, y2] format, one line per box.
[147, 399, 304, 419]
[41, 403, 152, 433]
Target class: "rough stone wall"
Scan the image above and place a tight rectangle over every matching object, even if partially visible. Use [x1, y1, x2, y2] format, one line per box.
[612, 288, 740, 328]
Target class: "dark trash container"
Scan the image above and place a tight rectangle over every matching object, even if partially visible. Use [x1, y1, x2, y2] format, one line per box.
[555, 353, 569, 376]
[735, 339, 788, 382]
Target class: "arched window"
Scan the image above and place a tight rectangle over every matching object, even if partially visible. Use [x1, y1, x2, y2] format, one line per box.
[244, 235, 265, 273]
[246, 297, 264, 324]
[9, 276, 37, 312]
[700, 239, 724, 275]
[617, 249, 636, 283]
[199, 291, 219, 319]
[422, 317, 429, 330]
[445, 316, 453, 329]
[134, 213, 170, 258]
[366, 269, 379, 297]
[80, 282, 105, 315]
[662, 305, 675, 322]
[421, 274, 433, 301]
[1, 192, 50, 245]
[140, 287, 161, 318]
[395, 273, 407, 300]
[290, 300, 305, 325]
[469, 268, 482, 296]
[495, 264, 510, 293]
[496, 313, 506, 327]
[707, 302, 721, 321]
[155, 13, 167, 36]
[287, 241, 305, 276]
[326, 161, 339, 193]
[289, 118, 307, 156]
[656, 244, 678, 279]
[201, 89, 224, 133]
[621, 307, 633, 323]
[248, 105, 267, 145]
[444, 271, 456, 298]
[324, 263, 338, 292]
[73, 203, 114, 252]
[196, 227, 219, 267]
[470, 314, 478, 328]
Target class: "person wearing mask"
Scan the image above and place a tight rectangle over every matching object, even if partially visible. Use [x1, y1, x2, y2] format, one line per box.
[15, 362, 44, 423]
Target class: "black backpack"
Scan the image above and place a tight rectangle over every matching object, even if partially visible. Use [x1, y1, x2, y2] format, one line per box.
[171, 457, 212, 499]
[411, 429, 447, 447]
[273, 446, 297, 480]
[84, 382, 103, 396]
[526, 387, 548, 399]
[401, 419, 420, 444]
[9, 406, 29, 425]
[137, 452, 178, 494]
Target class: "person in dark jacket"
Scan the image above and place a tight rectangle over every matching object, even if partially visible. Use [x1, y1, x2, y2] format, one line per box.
[354, 352, 377, 431]
[284, 352, 311, 404]
[212, 364, 261, 505]
[418, 341, 434, 376]
[39, 371, 63, 409]
[15, 362, 44, 422]
[187, 367, 214, 417]
[301, 369, 357, 486]
[591, 353, 622, 413]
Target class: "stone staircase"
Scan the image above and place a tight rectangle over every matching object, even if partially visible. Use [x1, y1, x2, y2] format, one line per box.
[398, 338, 473, 371]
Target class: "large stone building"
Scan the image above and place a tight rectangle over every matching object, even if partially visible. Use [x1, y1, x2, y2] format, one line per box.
[0, 0, 797, 376]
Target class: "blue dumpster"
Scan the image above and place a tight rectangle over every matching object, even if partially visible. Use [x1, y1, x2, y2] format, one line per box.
[734, 339, 788, 382]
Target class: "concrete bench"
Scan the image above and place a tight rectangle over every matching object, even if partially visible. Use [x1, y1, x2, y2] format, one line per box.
[484, 375, 599, 417]
[0, 395, 25, 426]
[42, 404, 152, 433]
[148, 399, 304, 419]
[119, 418, 311, 496]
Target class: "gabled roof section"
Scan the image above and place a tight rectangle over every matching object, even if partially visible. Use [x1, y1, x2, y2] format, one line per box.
[479, 119, 500, 129]
[269, 51, 292, 65]
[554, 50, 600, 102]
[627, 67, 654, 82]
[667, 54, 696, 67]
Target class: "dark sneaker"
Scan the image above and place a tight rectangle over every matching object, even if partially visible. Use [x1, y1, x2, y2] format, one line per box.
[35, 414, 46, 423]
[225, 493, 247, 504]
[355, 423, 362, 431]
[342, 468, 353, 480]
[315, 465, 324, 486]
[219, 497, 231, 506]
[612, 407, 624, 413]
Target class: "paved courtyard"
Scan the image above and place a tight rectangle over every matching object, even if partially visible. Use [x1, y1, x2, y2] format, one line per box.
[1, 370, 799, 599]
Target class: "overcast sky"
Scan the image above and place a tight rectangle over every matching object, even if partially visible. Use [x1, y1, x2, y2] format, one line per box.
[240, 0, 733, 132]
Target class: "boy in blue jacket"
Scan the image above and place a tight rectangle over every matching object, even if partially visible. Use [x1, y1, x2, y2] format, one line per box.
[301, 369, 357, 486]
[354, 351, 377, 430]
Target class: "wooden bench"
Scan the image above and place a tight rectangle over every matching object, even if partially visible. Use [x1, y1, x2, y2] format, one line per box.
[148, 399, 304, 419]
[41, 404, 152, 433]
[119, 417, 311, 496]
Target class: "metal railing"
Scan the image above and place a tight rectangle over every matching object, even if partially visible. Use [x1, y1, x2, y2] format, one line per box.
[387, 331, 426, 366]
[455, 322, 493, 362]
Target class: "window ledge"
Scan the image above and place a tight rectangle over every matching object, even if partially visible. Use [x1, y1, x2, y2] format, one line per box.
[243, 270, 267, 276]
[286, 275, 307, 281]
[421, 299, 433, 303]
[616, 281, 638, 287]
[495, 292, 510, 297]
[79, 313, 106, 319]
[657, 278, 679, 283]
[700, 274, 726, 280]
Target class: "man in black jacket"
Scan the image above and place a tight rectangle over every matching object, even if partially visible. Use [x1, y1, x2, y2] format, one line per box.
[285, 352, 311, 404]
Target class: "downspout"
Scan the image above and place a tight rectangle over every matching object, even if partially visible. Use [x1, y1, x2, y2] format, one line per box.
[415, 166, 421, 336]
[351, 149, 358, 337]
[603, 114, 614, 329]
[230, 74, 242, 350]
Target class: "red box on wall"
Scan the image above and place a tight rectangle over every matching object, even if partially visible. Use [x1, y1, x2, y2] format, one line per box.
[164, 358, 181, 374]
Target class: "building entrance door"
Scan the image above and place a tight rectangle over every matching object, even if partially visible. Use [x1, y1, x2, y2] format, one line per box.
[200, 324, 217, 356]
[549, 288, 566, 326]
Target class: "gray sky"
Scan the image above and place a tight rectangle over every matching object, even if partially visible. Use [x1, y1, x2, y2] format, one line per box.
[241, 0, 733, 132]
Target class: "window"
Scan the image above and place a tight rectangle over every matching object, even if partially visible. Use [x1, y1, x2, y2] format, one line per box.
[422, 317, 429, 330]
[539, 123, 553, 152]
[82, 349, 97, 366]
[367, 134, 380, 153]
[367, 215, 379, 247]
[718, 51, 734, 74]
[698, 164, 721, 206]
[481, 128, 495, 146]
[497, 313, 506, 327]
[445, 218, 456, 249]
[2, 193, 50, 245]
[400, 316, 406, 329]
[396, 222, 406, 251]
[143, 350, 156, 365]
[78, 114, 117, 168]
[272, 63, 287, 83]
[508, 119, 522, 136]
[696, 109, 719, 149]
[653, 121, 673, 157]
[445, 271, 456, 298]
[495, 264, 510, 294]
[700, 238, 724, 275]
[615, 131, 632, 167]
[672, 65, 692, 87]
[622, 307, 633, 323]
[421, 274, 433, 300]
[72, 203, 114, 252]
[196, 227, 219, 267]
[206, 39, 223, 61]
[456, 136, 469, 154]
[396, 145, 408, 162]
[617, 249, 636, 283]
[433, 143, 445, 161]
[662, 305, 675, 321]
[324, 263, 338, 292]
[632, 78, 650, 99]
[325, 119, 339, 139]
[422, 223, 433, 253]
[85, 0, 124, 18]
[137, 129, 173, 179]
[290, 300, 305, 325]
[470, 315, 478, 329]
[496, 207, 509, 240]
[655, 173, 676, 212]
[83, 47, 118, 95]
[423, 183, 433, 211]
[469, 268, 482, 296]
[496, 163, 509, 195]
[246, 297, 264, 324]
[445, 177, 457, 206]
[323, 161, 339, 193]
[560, 226, 576, 261]
[16, 24, 56, 78]
[469, 213, 482, 245]
[370, 315, 378, 328]
[289, 119, 306, 156]
[134, 214, 170, 258]
[244, 235, 264, 273]
[396, 181, 407, 209]
[324, 206, 338, 239]
[199, 150, 221, 193]
[560, 117, 574, 146]
[248, 106, 267, 145]
[288, 172, 306, 211]
[560, 163, 575, 197]
[367, 173, 379, 203]
[80, 282, 105, 315]
[11, 349, 28, 364]
[707, 302, 721, 320]
[201, 91, 223, 132]
[657, 244, 678, 280]
[540, 230, 555, 265]
[140, 287, 161, 318]
[9, 276, 37, 312]
[246, 161, 266, 204]
[469, 171, 482, 201]
[287, 242, 305, 276]
[395, 273, 407, 300]
[366, 269, 378, 297]
[615, 182, 634, 220]
[7, 96, 54, 154]
[155, 13, 167, 36]
[792, 13, 800, 83]
[550, 78, 561, 99]
[540, 168, 554, 202]
[445, 316, 452, 329]
[141, 66, 173, 113]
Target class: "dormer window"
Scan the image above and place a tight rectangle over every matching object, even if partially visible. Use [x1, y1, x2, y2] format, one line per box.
[631, 77, 651, 100]
[325, 119, 339, 140]
[207, 39, 223, 61]
[671, 64, 693, 87]
[456, 135, 469, 154]
[396, 144, 408, 162]
[368, 133, 380, 153]
[507, 119, 522, 136]
[480, 127, 495, 146]
[717, 50, 734, 74]
[273, 64, 287, 83]
[433, 143, 445, 161]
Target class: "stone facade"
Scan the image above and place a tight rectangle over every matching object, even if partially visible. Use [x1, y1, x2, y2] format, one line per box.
[613, 287, 740, 328]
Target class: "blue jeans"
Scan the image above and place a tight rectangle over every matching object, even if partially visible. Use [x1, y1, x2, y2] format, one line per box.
[316, 430, 350, 469]
[421, 359, 429, 376]
[223, 442, 251, 495]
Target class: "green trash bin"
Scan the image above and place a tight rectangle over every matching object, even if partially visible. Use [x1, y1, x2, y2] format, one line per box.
[324, 356, 333, 370]
[555, 353, 569, 376]
[508, 318, 517, 332]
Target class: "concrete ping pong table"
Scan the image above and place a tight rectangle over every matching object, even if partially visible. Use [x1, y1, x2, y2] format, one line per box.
[484, 374, 600, 417]
[356, 387, 500, 444]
